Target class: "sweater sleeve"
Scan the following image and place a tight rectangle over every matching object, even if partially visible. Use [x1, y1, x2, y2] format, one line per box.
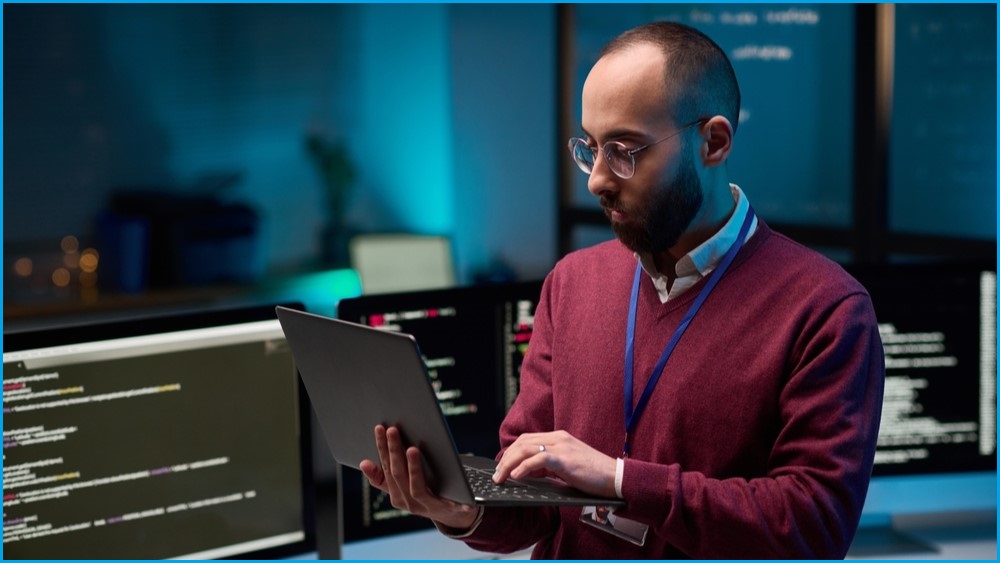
[617, 290, 885, 558]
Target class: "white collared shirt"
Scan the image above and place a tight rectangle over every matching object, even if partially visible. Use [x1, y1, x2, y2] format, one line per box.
[635, 184, 758, 304]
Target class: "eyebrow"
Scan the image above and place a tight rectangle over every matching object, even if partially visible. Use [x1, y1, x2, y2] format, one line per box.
[579, 126, 648, 144]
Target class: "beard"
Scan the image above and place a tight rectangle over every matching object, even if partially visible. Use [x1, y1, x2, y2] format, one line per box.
[602, 151, 704, 255]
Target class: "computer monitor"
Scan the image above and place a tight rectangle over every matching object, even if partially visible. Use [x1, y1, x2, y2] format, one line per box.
[845, 262, 997, 555]
[2, 304, 316, 559]
[349, 234, 456, 295]
[330, 281, 543, 559]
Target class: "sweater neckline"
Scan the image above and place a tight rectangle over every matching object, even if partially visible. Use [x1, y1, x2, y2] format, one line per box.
[639, 219, 771, 319]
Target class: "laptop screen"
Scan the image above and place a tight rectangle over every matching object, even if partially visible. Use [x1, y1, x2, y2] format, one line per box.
[2, 304, 315, 559]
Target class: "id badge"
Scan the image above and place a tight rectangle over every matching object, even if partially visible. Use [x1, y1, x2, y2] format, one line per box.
[580, 505, 649, 546]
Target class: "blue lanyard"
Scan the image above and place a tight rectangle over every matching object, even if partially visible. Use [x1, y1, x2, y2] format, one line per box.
[622, 207, 755, 457]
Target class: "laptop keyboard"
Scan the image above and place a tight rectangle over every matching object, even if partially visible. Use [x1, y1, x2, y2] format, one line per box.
[463, 465, 566, 502]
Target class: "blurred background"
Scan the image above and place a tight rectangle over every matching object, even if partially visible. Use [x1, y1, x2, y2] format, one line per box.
[4, 3, 996, 327]
[2, 5, 996, 559]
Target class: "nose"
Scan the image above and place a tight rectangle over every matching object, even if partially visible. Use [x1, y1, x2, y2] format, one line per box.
[586, 151, 619, 199]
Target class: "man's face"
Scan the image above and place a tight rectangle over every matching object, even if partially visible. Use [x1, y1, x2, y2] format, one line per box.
[581, 44, 703, 255]
[603, 147, 703, 255]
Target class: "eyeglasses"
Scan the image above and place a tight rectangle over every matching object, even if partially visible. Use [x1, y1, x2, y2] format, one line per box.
[567, 119, 705, 180]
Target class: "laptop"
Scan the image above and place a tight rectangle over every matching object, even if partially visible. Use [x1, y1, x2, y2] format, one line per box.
[275, 306, 626, 508]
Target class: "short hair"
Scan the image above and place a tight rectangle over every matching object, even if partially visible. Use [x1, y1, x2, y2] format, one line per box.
[600, 21, 741, 133]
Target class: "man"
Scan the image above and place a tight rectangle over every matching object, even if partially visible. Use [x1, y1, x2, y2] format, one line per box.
[359, 21, 885, 558]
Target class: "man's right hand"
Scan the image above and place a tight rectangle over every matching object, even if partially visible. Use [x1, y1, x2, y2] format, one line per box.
[359, 424, 481, 532]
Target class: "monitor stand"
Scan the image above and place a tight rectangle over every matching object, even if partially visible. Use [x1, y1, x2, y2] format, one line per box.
[847, 514, 937, 557]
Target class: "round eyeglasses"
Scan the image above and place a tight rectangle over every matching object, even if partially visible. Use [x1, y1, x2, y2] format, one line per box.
[567, 119, 705, 180]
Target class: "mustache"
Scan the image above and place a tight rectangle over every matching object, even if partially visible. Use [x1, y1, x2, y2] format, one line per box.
[599, 196, 625, 214]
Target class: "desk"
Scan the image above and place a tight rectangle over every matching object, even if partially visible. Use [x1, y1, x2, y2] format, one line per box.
[310, 511, 995, 560]
[848, 510, 996, 560]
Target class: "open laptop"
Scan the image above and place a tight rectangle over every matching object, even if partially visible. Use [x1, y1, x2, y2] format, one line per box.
[275, 306, 625, 508]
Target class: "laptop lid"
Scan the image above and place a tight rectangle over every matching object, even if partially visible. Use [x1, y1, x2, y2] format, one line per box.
[277, 306, 627, 510]
[276, 306, 477, 505]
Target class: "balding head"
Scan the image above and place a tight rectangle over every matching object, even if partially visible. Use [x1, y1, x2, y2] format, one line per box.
[599, 21, 741, 133]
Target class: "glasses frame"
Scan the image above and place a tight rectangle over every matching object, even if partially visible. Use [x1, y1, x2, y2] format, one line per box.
[568, 118, 706, 180]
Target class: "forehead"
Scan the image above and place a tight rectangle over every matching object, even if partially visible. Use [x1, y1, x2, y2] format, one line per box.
[581, 43, 673, 137]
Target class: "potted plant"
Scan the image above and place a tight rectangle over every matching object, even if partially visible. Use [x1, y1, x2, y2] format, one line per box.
[306, 131, 356, 266]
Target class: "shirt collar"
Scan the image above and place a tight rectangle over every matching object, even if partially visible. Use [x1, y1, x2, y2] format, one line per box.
[636, 183, 757, 281]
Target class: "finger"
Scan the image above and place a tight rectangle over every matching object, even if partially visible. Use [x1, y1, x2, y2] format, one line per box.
[373, 425, 392, 478]
[385, 426, 413, 508]
[385, 426, 409, 476]
[374, 424, 390, 467]
[374, 425, 405, 500]
[493, 439, 544, 483]
[359, 459, 385, 488]
[405, 446, 434, 505]
[492, 451, 516, 484]
[509, 447, 553, 480]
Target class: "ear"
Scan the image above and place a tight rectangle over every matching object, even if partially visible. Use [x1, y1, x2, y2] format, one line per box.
[699, 116, 733, 168]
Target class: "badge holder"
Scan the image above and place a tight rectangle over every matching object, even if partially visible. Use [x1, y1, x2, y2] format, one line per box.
[580, 505, 649, 546]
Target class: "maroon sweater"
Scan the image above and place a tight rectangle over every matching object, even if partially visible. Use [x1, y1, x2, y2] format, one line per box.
[462, 221, 885, 559]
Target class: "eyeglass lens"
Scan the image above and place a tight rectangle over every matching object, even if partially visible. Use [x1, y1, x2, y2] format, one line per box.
[569, 139, 635, 179]
[570, 139, 594, 171]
